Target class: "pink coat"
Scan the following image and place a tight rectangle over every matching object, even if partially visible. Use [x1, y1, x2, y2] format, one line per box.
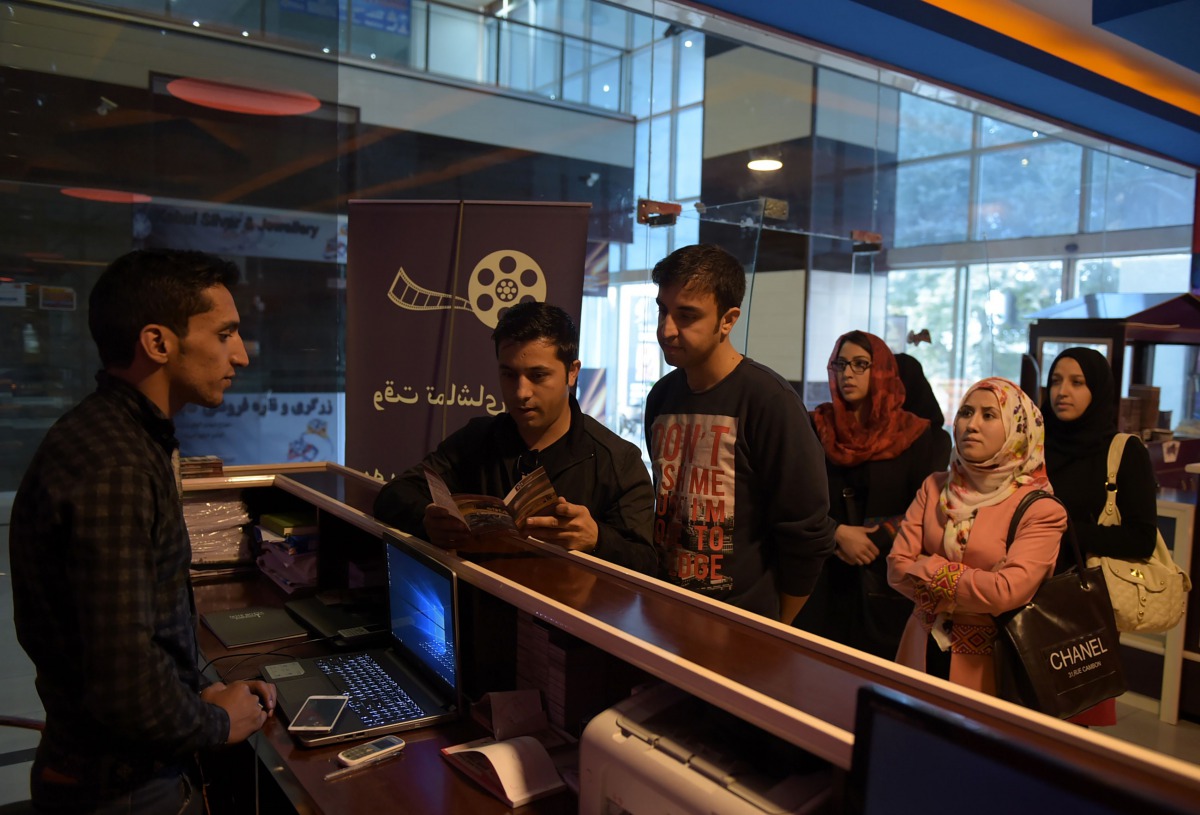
[887, 473, 1067, 694]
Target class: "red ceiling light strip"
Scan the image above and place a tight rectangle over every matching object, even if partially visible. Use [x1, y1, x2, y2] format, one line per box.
[166, 77, 321, 116]
[61, 188, 153, 204]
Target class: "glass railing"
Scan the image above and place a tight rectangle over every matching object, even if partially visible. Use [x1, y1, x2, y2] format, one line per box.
[76, 0, 630, 114]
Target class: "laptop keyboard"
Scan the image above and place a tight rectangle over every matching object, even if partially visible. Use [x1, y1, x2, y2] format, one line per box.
[420, 641, 455, 677]
[315, 654, 425, 727]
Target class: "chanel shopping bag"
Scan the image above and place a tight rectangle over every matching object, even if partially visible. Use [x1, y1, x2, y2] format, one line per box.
[992, 491, 1127, 719]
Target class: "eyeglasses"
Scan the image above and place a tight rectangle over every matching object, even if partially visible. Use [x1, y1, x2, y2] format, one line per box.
[829, 359, 871, 374]
[515, 449, 541, 479]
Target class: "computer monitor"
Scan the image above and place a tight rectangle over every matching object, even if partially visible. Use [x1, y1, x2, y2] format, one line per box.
[848, 685, 1190, 815]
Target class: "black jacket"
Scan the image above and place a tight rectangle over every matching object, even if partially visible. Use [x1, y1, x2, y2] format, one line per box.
[373, 397, 657, 574]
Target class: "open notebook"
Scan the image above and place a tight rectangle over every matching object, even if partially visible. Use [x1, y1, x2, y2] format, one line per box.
[266, 531, 460, 746]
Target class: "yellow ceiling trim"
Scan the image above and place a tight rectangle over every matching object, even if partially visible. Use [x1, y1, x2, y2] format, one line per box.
[922, 0, 1200, 117]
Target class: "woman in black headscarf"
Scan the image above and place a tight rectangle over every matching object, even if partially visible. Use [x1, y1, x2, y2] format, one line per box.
[1042, 346, 1158, 726]
[895, 353, 951, 468]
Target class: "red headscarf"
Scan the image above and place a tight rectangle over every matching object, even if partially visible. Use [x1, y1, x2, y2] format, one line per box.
[812, 331, 930, 467]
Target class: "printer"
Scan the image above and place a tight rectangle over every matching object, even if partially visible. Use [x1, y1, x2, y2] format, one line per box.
[580, 683, 833, 814]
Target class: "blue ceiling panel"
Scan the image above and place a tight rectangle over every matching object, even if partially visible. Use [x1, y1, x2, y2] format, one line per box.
[1094, 0, 1200, 74]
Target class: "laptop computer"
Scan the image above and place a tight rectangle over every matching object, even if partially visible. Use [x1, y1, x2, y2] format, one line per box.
[266, 531, 460, 746]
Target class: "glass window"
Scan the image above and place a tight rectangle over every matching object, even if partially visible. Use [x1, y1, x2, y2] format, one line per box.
[965, 260, 1062, 383]
[427, 5, 485, 83]
[894, 157, 971, 246]
[1087, 154, 1196, 232]
[559, 0, 586, 37]
[897, 94, 972, 160]
[587, 44, 623, 111]
[980, 116, 1038, 148]
[589, 1, 628, 48]
[677, 34, 705, 106]
[674, 105, 703, 200]
[886, 267, 960, 423]
[647, 114, 672, 201]
[650, 39, 674, 113]
[975, 141, 1082, 240]
[1076, 254, 1192, 297]
[629, 47, 653, 118]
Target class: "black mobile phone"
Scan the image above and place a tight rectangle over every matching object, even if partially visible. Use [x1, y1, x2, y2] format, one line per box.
[287, 695, 349, 733]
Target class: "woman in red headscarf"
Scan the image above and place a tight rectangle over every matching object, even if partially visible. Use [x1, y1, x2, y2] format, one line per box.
[793, 331, 950, 658]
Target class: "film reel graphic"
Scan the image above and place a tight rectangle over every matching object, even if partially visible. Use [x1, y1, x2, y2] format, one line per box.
[386, 249, 547, 328]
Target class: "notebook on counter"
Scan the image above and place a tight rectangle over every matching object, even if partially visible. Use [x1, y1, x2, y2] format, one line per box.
[202, 606, 309, 649]
[266, 531, 461, 746]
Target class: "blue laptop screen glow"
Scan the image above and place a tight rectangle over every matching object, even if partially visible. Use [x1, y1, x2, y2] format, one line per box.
[385, 539, 457, 691]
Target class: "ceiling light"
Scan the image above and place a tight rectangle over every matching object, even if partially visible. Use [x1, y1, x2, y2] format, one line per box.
[747, 158, 783, 172]
[166, 77, 321, 116]
[61, 187, 152, 204]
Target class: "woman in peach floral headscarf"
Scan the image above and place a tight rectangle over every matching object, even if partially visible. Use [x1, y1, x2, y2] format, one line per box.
[887, 377, 1067, 694]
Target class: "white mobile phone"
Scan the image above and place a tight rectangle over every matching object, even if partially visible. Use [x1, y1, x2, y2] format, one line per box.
[336, 734, 406, 767]
[287, 695, 349, 733]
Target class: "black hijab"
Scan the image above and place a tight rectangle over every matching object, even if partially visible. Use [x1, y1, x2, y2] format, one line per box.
[1041, 347, 1117, 467]
[895, 353, 944, 427]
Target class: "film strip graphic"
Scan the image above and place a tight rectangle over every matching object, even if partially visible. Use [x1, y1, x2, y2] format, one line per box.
[387, 249, 547, 328]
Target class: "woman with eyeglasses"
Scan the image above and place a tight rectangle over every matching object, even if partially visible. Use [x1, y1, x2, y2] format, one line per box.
[887, 377, 1066, 692]
[793, 331, 949, 658]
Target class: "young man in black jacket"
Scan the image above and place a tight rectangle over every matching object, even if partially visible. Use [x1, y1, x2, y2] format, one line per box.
[373, 302, 657, 574]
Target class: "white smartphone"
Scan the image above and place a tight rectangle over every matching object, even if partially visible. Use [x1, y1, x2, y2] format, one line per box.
[336, 734, 406, 767]
[287, 695, 349, 733]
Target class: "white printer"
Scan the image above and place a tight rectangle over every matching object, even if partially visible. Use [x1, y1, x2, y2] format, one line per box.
[579, 683, 833, 815]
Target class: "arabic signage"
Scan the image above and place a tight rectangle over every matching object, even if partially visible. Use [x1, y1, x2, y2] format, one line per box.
[175, 392, 340, 466]
[346, 200, 590, 479]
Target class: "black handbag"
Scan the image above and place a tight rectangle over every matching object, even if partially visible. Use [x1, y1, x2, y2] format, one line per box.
[992, 490, 1127, 719]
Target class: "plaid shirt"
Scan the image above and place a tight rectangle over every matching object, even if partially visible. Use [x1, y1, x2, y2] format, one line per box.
[11, 372, 229, 804]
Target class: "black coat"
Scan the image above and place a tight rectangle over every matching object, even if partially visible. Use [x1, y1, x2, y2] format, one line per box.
[373, 397, 657, 574]
[793, 424, 949, 657]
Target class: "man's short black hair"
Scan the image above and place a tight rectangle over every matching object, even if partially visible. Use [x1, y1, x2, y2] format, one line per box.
[89, 248, 241, 369]
[491, 302, 579, 367]
[651, 244, 746, 316]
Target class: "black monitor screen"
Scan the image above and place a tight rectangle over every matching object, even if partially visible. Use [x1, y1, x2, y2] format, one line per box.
[848, 685, 1190, 815]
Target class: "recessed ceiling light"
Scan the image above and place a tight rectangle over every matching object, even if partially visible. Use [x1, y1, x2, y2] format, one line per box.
[747, 158, 783, 172]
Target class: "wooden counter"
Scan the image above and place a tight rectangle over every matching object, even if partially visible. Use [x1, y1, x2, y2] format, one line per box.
[190, 463, 1200, 814]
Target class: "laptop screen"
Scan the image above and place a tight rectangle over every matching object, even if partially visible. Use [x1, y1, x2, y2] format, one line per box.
[384, 532, 458, 695]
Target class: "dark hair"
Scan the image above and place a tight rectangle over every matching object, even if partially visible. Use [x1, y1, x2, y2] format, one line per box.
[89, 249, 241, 368]
[837, 330, 874, 359]
[651, 244, 746, 316]
[491, 302, 578, 367]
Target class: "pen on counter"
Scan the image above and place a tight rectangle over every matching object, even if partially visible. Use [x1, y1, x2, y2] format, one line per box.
[323, 750, 403, 782]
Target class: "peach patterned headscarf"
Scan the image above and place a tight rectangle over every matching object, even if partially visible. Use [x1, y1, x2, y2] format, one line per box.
[939, 377, 1050, 561]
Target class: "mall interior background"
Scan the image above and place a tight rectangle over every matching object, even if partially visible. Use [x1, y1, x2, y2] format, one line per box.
[0, 0, 1195, 490]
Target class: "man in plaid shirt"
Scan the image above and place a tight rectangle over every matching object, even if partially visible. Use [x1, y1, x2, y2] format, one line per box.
[11, 249, 275, 814]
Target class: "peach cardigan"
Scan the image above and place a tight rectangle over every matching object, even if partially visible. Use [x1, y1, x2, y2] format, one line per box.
[887, 473, 1068, 694]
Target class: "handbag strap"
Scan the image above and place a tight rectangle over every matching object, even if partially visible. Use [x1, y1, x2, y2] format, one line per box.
[1101, 433, 1134, 525]
[1004, 489, 1087, 577]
